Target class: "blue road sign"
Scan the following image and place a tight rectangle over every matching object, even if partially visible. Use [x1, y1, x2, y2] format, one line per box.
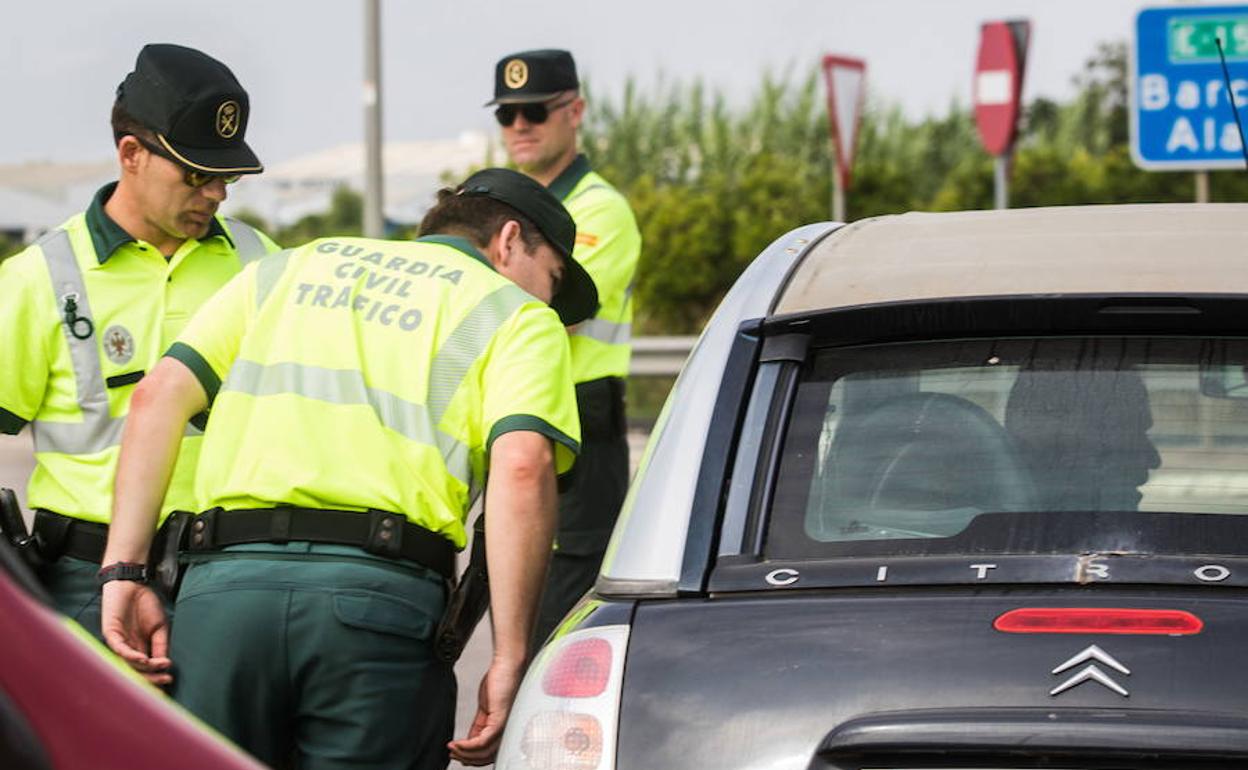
[1131, 5, 1248, 170]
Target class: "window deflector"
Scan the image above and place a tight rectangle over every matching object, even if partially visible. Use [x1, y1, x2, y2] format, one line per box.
[718, 358, 801, 561]
[718, 362, 782, 557]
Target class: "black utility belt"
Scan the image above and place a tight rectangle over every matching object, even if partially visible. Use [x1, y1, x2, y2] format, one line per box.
[186, 507, 457, 582]
[33, 509, 108, 563]
[33, 509, 191, 566]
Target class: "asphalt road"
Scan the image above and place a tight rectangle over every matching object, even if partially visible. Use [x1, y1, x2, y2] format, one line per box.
[0, 427, 649, 767]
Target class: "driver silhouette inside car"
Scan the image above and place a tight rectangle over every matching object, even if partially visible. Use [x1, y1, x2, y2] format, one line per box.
[1004, 366, 1161, 512]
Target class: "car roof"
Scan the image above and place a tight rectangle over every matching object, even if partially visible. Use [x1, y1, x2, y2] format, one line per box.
[773, 203, 1248, 317]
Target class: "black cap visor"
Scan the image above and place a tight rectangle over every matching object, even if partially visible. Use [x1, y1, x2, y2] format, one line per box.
[484, 91, 567, 107]
[550, 254, 598, 327]
[156, 134, 263, 175]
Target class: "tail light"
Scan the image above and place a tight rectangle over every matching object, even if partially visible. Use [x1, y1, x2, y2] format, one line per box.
[496, 625, 630, 770]
[994, 607, 1203, 635]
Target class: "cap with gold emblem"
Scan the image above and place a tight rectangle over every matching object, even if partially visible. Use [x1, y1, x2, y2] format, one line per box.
[116, 43, 262, 175]
[486, 48, 579, 106]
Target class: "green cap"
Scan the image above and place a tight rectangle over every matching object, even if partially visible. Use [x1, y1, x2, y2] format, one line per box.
[116, 44, 262, 175]
[456, 168, 598, 325]
[486, 49, 579, 106]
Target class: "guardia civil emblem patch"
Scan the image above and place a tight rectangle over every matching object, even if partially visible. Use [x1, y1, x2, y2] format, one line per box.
[504, 59, 529, 89]
[103, 325, 135, 365]
[216, 100, 240, 139]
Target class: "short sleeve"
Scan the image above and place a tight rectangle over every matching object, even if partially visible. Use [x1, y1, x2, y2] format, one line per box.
[164, 262, 257, 405]
[481, 301, 581, 474]
[0, 249, 53, 433]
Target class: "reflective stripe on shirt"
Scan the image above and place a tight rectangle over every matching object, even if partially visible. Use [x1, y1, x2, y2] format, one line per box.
[31, 229, 122, 455]
[574, 318, 632, 346]
[224, 217, 268, 264]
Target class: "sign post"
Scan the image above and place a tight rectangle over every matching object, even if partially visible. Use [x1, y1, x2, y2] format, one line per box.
[821, 55, 866, 222]
[1130, 5, 1248, 199]
[974, 20, 1030, 209]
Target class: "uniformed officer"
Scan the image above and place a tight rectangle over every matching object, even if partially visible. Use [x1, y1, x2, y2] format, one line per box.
[99, 168, 596, 769]
[487, 49, 643, 644]
[0, 44, 277, 640]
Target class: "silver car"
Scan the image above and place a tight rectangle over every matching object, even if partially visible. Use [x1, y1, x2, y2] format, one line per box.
[499, 204, 1248, 770]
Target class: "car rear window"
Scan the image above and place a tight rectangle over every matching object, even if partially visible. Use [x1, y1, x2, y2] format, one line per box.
[766, 336, 1248, 558]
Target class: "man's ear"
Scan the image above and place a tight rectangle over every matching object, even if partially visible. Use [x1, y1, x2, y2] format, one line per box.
[568, 96, 586, 129]
[494, 220, 523, 267]
[116, 135, 145, 177]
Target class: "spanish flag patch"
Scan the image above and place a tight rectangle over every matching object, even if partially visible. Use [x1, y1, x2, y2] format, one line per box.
[575, 233, 599, 247]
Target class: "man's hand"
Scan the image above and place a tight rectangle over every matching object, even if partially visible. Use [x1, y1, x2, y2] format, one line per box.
[100, 580, 173, 686]
[447, 658, 525, 765]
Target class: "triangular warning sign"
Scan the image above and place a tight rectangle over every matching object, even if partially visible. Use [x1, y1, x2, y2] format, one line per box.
[821, 55, 867, 189]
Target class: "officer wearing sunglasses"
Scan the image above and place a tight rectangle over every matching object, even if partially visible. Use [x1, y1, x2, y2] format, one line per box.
[486, 49, 643, 649]
[0, 44, 278, 643]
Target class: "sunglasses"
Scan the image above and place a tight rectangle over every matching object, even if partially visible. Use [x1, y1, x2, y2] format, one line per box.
[494, 96, 577, 127]
[134, 136, 242, 188]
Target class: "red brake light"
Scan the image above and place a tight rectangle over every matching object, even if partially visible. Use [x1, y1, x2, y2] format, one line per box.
[994, 607, 1203, 635]
[541, 637, 613, 697]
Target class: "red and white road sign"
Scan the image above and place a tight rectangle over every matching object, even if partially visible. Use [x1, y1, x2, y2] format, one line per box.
[974, 20, 1030, 156]
[821, 55, 867, 190]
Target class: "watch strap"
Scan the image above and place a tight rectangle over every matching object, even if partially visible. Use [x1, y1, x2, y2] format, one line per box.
[96, 561, 148, 586]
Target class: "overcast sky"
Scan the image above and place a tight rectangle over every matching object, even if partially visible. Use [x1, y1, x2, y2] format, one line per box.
[0, 0, 1213, 166]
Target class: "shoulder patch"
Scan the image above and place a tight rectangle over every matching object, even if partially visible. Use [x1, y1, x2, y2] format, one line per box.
[575, 233, 600, 247]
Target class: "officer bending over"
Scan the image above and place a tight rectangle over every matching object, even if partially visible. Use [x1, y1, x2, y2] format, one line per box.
[0, 44, 275, 640]
[99, 168, 595, 769]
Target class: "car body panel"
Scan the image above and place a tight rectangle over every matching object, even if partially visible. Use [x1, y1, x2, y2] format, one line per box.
[530, 205, 1248, 770]
[616, 589, 1248, 769]
[0, 541, 263, 770]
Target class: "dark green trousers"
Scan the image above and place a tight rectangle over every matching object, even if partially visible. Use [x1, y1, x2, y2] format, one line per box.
[40, 554, 104, 643]
[170, 544, 454, 770]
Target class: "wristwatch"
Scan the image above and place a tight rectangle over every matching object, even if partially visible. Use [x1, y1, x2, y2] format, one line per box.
[96, 561, 148, 586]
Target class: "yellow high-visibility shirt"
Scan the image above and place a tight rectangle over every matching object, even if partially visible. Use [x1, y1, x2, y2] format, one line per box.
[169, 235, 580, 548]
[0, 183, 278, 523]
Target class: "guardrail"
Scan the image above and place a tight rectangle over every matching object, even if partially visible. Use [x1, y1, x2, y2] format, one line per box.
[630, 336, 698, 377]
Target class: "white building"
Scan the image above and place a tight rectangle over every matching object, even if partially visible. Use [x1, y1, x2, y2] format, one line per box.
[0, 132, 493, 245]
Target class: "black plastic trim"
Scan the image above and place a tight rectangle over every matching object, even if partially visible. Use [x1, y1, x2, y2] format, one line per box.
[677, 321, 763, 594]
[765, 293, 1248, 346]
[759, 333, 810, 363]
[709, 552, 1248, 592]
[742, 362, 800, 558]
[818, 707, 1248, 758]
[717, 364, 784, 557]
